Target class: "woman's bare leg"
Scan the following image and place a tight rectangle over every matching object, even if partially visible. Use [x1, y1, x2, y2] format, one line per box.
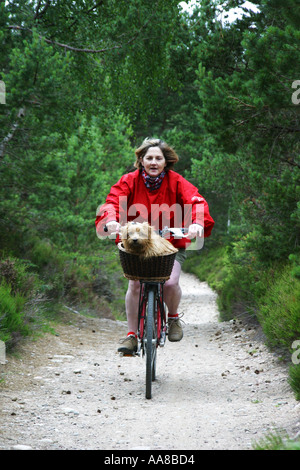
[125, 280, 140, 334]
[163, 260, 182, 315]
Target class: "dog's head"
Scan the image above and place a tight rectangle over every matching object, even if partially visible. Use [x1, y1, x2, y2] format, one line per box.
[121, 222, 151, 250]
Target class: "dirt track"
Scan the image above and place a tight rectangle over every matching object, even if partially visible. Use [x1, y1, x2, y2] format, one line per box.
[0, 272, 299, 450]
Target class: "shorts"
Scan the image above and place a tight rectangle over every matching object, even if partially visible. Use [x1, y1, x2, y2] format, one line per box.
[175, 249, 186, 266]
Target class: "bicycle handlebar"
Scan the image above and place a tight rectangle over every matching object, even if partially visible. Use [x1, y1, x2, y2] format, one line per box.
[102, 223, 203, 250]
[103, 224, 191, 239]
[160, 226, 189, 238]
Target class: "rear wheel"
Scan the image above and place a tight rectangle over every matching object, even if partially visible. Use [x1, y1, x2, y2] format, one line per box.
[145, 287, 157, 399]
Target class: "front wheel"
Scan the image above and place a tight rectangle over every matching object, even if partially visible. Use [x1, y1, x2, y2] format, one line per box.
[145, 287, 157, 399]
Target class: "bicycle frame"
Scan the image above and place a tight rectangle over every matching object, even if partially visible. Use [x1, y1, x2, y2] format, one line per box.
[137, 281, 167, 354]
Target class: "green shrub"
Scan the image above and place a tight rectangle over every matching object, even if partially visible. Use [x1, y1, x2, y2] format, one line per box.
[0, 257, 41, 296]
[0, 281, 29, 345]
[183, 244, 227, 288]
[0, 256, 44, 347]
[289, 364, 300, 401]
[253, 431, 300, 450]
[257, 264, 300, 350]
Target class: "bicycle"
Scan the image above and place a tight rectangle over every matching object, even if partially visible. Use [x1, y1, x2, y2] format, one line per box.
[117, 226, 188, 399]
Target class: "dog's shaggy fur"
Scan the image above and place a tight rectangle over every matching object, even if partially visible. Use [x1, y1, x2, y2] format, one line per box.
[121, 222, 178, 258]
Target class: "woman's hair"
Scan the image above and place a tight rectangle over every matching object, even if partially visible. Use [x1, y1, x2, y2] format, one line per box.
[134, 138, 179, 171]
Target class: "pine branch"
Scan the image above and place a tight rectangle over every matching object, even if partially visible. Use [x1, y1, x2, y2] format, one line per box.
[228, 95, 256, 109]
[7, 18, 151, 53]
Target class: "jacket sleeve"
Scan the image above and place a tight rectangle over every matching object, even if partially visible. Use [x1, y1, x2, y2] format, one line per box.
[178, 176, 215, 238]
[95, 174, 131, 237]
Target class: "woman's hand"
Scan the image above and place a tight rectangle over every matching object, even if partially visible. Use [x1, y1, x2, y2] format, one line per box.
[106, 221, 121, 235]
[187, 223, 204, 239]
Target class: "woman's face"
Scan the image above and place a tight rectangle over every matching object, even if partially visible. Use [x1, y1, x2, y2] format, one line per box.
[141, 146, 166, 177]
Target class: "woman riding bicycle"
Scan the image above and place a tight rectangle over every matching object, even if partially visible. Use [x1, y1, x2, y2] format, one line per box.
[95, 138, 214, 354]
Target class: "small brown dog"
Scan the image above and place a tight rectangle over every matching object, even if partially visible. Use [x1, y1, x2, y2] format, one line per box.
[121, 221, 178, 258]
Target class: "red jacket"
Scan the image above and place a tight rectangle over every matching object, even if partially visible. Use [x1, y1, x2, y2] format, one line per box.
[95, 170, 214, 249]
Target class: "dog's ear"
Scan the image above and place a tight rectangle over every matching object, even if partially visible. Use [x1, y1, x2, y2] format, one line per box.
[121, 225, 128, 239]
[146, 223, 152, 239]
[140, 221, 149, 237]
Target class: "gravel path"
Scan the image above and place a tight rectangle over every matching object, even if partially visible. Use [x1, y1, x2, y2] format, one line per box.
[0, 272, 299, 450]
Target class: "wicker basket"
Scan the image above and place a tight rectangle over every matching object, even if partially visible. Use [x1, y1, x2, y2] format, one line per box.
[118, 242, 176, 281]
